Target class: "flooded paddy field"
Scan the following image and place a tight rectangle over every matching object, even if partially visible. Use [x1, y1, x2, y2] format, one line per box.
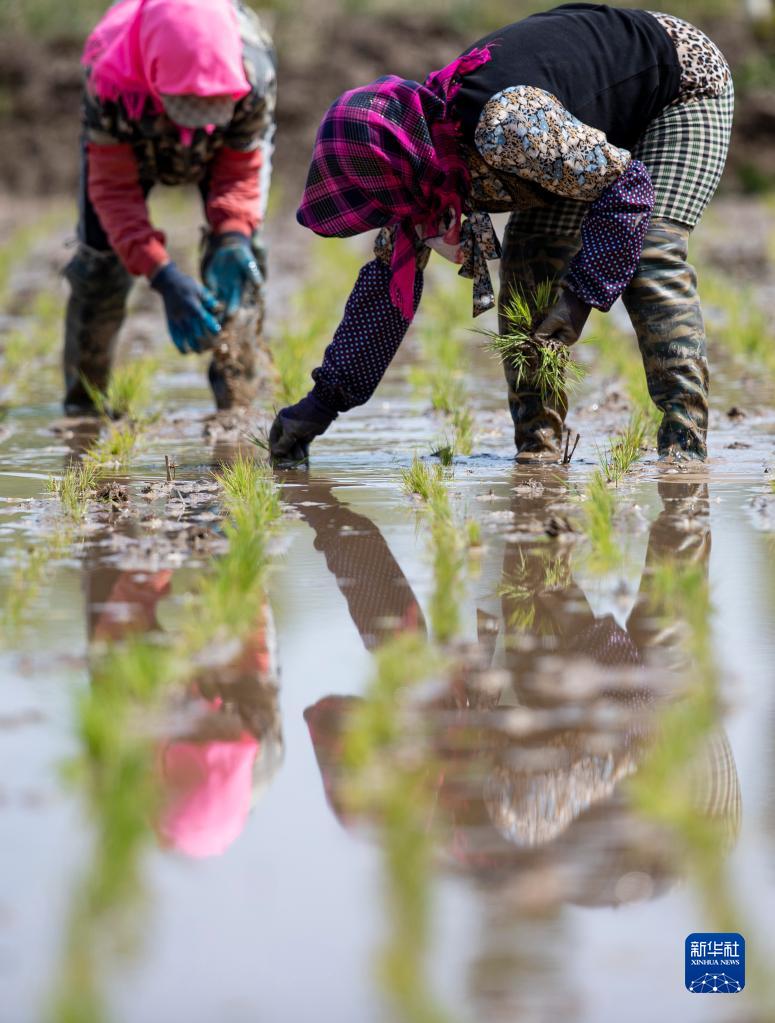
[1, 192, 775, 1023]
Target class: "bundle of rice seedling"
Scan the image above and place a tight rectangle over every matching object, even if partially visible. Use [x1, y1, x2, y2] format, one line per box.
[477, 281, 586, 405]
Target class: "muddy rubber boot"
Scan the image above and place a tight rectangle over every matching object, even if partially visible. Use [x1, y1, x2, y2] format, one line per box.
[622, 219, 709, 461]
[62, 245, 133, 416]
[507, 379, 566, 456]
[202, 232, 277, 411]
[498, 217, 582, 457]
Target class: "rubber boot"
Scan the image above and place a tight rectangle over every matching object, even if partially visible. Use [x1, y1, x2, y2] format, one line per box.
[622, 219, 709, 460]
[62, 244, 132, 416]
[498, 219, 581, 456]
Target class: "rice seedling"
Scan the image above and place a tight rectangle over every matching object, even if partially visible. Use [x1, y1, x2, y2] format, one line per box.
[401, 456, 446, 504]
[48, 461, 99, 521]
[465, 518, 481, 550]
[450, 405, 473, 456]
[477, 282, 586, 406]
[598, 414, 647, 485]
[432, 441, 455, 467]
[84, 422, 141, 471]
[80, 358, 157, 421]
[217, 450, 281, 522]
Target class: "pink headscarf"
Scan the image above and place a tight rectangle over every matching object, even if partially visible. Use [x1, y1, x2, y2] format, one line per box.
[82, 0, 251, 121]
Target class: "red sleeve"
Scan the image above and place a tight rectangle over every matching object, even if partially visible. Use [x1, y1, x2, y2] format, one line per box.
[205, 145, 262, 237]
[86, 142, 169, 278]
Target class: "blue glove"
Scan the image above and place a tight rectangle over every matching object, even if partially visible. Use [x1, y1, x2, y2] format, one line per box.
[204, 233, 262, 319]
[150, 261, 221, 354]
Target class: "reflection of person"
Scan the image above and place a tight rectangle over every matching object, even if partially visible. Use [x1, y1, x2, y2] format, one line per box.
[271, 5, 732, 462]
[64, 0, 276, 415]
[156, 606, 283, 859]
[287, 479, 426, 650]
[304, 479, 740, 903]
[84, 536, 282, 859]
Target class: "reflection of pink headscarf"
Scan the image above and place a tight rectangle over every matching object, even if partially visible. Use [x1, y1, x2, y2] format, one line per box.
[82, 0, 251, 120]
[158, 732, 260, 858]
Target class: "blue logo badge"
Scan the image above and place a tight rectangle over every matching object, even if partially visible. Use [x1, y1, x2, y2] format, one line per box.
[685, 933, 745, 993]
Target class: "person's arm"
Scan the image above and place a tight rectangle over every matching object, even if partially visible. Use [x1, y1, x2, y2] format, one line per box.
[268, 249, 425, 463]
[205, 146, 263, 238]
[86, 142, 169, 278]
[475, 86, 654, 316]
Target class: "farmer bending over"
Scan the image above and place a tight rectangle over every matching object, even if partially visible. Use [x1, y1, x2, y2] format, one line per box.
[270, 4, 732, 463]
[63, 0, 276, 415]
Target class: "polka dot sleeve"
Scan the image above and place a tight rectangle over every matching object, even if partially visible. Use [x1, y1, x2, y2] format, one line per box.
[310, 257, 424, 412]
[564, 159, 654, 312]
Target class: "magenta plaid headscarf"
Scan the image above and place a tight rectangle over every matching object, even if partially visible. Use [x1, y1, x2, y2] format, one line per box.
[296, 48, 492, 320]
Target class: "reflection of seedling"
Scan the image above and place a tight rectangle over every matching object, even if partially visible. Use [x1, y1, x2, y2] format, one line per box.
[81, 359, 157, 421]
[499, 546, 572, 634]
[341, 633, 451, 1023]
[478, 282, 585, 405]
[581, 470, 620, 570]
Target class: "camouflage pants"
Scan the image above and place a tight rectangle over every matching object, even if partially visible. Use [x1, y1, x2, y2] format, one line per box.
[499, 216, 708, 458]
[63, 148, 269, 414]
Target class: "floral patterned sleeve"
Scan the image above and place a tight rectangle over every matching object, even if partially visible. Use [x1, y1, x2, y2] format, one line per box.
[474, 85, 656, 311]
[474, 85, 631, 200]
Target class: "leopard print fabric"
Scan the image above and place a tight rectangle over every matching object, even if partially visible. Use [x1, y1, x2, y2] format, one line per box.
[649, 12, 731, 102]
[474, 86, 632, 202]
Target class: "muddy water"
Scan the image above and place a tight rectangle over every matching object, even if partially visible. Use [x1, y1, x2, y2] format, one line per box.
[1, 335, 775, 1023]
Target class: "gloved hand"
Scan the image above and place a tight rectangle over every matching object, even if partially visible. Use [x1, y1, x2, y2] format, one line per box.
[204, 232, 262, 319]
[534, 286, 591, 347]
[150, 261, 221, 354]
[268, 392, 338, 465]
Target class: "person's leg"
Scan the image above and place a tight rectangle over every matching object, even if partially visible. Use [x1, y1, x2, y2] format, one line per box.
[625, 77, 734, 460]
[62, 142, 133, 415]
[622, 218, 708, 459]
[498, 206, 583, 453]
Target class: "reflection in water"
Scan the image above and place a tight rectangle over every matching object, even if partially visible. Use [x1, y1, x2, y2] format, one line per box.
[300, 476, 741, 1020]
[83, 523, 283, 858]
[52, 470, 283, 1021]
[290, 479, 426, 649]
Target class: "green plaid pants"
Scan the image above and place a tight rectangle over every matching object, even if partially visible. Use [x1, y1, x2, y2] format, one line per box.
[499, 84, 733, 458]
